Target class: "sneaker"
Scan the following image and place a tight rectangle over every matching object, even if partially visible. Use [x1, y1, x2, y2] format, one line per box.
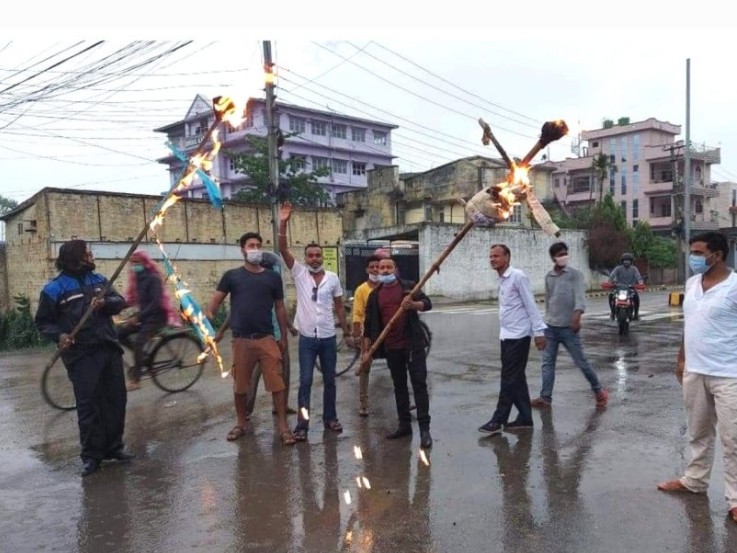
[531, 397, 551, 409]
[505, 420, 533, 431]
[478, 421, 502, 435]
[420, 429, 433, 449]
[81, 459, 100, 477]
[595, 389, 609, 408]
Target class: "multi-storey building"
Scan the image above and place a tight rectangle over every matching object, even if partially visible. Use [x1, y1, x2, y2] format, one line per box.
[551, 117, 721, 235]
[154, 95, 397, 204]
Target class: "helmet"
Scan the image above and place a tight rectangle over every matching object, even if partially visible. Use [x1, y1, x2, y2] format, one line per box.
[620, 252, 634, 263]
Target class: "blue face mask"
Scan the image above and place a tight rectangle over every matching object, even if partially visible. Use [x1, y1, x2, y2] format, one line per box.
[688, 253, 714, 275]
[131, 264, 145, 273]
[379, 274, 397, 285]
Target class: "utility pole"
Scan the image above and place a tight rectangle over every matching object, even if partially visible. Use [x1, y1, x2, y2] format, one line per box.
[263, 40, 280, 254]
[684, 58, 691, 285]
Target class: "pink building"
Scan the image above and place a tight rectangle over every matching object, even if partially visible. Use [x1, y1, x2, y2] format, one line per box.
[552, 117, 721, 235]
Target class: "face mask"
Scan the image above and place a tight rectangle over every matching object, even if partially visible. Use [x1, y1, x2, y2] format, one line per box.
[308, 264, 323, 274]
[131, 264, 145, 273]
[379, 274, 397, 285]
[245, 249, 263, 265]
[622, 260, 632, 267]
[554, 255, 569, 267]
[688, 253, 715, 275]
[368, 273, 381, 283]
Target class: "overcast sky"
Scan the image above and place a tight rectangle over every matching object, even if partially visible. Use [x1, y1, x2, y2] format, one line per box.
[2, 21, 736, 205]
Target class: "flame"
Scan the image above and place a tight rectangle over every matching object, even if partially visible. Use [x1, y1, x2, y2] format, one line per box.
[353, 445, 363, 460]
[490, 163, 532, 221]
[419, 449, 431, 466]
[345, 531, 353, 544]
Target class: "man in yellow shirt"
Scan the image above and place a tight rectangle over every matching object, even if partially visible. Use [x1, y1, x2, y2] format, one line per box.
[352, 255, 382, 416]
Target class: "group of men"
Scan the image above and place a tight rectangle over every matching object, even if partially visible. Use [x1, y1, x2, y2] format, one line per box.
[31, 217, 737, 522]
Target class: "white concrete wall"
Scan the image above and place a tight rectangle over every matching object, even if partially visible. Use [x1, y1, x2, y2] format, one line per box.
[418, 224, 599, 301]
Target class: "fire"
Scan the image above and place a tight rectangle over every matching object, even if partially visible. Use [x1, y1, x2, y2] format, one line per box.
[490, 163, 532, 221]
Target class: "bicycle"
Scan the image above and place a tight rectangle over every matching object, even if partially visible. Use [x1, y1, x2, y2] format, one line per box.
[41, 325, 207, 411]
[315, 320, 433, 377]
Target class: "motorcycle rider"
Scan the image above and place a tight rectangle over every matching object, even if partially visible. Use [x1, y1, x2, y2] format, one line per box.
[608, 253, 644, 320]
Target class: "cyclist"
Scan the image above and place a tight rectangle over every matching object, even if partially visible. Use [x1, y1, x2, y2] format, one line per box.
[608, 253, 643, 320]
[118, 250, 178, 392]
[351, 255, 382, 416]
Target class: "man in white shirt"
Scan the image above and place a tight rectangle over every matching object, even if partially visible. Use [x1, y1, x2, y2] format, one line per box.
[479, 244, 547, 436]
[657, 231, 737, 525]
[278, 202, 352, 442]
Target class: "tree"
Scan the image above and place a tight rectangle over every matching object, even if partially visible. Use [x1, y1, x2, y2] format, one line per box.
[0, 195, 18, 216]
[586, 194, 630, 270]
[629, 220, 677, 269]
[229, 135, 330, 206]
[592, 153, 617, 204]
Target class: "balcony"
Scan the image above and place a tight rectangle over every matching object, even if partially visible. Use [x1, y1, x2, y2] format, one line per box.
[643, 180, 674, 195]
[689, 143, 721, 164]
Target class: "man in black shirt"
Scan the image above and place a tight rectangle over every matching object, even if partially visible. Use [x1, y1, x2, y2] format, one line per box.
[206, 232, 296, 446]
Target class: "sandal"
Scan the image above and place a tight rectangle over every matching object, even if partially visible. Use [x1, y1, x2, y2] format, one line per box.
[325, 419, 343, 433]
[226, 426, 246, 441]
[280, 431, 297, 446]
[293, 428, 308, 441]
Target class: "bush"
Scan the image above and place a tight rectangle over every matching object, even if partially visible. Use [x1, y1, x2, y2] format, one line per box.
[0, 295, 48, 351]
[211, 303, 228, 330]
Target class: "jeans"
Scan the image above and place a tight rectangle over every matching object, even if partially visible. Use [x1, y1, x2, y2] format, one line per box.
[491, 337, 533, 426]
[385, 348, 431, 430]
[296, 335, 337, 430]
[540, 326, 602, 403]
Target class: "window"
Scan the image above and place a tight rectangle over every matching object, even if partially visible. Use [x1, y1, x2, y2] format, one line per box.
[332, 159, 348, 174]
[554, 177, 560, 188]
[331, 123, 347, 139]
[312, 156, 329, 170]
[352, 162, 366, 176]
[352, 127, 365, 142]
[621, 175, 627, 195]
[609, 154, 616, 164]
[229, 158, 236, 171]
[439, 210, 445, 223]
[373, 130, 387, 145]
[732, 189, 736, 207]
[633, 199, 639, 219]
[311, 120, 326, 136]
[592, 141, 599, 148]
[632, 134, 640, 161]
[291, 155, 306, 171]
[633, 164, 639, 173]
[289, 116, 305, 134]
[660, 202, 671, 217]
[509, 204, 522, 224]
[621, 201, 627, 218]
[193, 120, 207, 136]
[620, 136, 628, 162]
[609, 178, 615, 196]
[695, 199, 703, 214]
[571, 175, 591, 194]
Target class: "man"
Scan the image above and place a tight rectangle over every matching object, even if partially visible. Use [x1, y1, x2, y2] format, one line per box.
[608, 252, 643, 320]
[118, 249, 177, 391]
[34, 240, 133, 477]
[278, 201, 351, 441]
[478, 244, 547, 435]
[351, 255, 382, 417]
[531, 242, 609, 409]
[206, 232, 296, 446]
[361, 256, 433, 448]
[657, 231, 737, 524]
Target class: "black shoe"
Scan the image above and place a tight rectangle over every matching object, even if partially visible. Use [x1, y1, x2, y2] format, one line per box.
[81, 459, 100, 477]
[385, 425, 413, 440]
[505, 420, 533, 431]
[478, 421, 502, 435]
[106, 450, 135, 462]
[420, 429, 433, 449]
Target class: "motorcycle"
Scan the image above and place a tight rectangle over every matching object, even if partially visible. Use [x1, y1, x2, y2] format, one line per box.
[602, 282, 646, 336]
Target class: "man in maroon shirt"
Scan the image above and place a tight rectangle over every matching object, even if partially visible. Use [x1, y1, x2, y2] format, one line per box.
[361, 257, 433, 449]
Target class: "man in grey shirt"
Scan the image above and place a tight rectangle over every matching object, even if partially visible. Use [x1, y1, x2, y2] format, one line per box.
[531, 241, 609, 409]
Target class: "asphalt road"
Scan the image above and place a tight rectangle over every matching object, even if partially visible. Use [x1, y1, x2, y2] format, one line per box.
[2, 290, 736, 552]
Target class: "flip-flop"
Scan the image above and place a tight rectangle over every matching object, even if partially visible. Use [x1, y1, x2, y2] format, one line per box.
[226, 426, 246, 441]
[280, 431, 297, 446]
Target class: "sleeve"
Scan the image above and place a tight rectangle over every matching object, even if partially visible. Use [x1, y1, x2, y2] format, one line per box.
[412, 286, 432, 312]
[34, 290, 64, 343]
[332, 274, 343, 298]
[573, 270, 586, 313]
[363, 290, 377, 338]
[272, 272, 285, 301]
[352, 284, 368, 325]
[633, 266, 643, 282]
[291, 261, 307, 279]
[609, 266, 619, 283]
[216, 270, 231, 294]
[103, 282, 126, 316]
[518, 273, 546, 336]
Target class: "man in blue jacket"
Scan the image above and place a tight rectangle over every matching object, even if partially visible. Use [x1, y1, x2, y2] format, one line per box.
[35, 240, 133, 477]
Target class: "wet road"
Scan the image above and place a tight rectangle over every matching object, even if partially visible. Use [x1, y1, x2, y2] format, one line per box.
[2, 291, 737, 552]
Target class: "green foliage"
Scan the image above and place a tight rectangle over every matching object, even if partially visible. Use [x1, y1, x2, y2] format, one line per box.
[229, 134, 331, 207]
[628, 221, 677, 269]
[0, 194, 18, 215]
[0, 295, 47, 350]
[585, 194, 630, 269]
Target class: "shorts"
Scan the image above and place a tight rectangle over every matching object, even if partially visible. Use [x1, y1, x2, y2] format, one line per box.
[231, 336, 285, 394]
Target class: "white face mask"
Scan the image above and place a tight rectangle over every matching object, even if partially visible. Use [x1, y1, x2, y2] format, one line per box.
[308, 264, 323, 274]
[554, 255, 569, 267]
[368, 273, 380, 283]
[245, 249, 263, 265]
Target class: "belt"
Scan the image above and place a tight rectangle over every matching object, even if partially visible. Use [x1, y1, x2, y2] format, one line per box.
[234, 332, 269, 340]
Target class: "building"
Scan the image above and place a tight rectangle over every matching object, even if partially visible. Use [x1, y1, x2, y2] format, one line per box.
[552, 117, 722, 235]
[338, 156, 557, 238]
[154, 95, 398, 204]
[0, 188, 342, 312]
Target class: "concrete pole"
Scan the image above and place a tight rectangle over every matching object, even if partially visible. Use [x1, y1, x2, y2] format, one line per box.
[683, 58, 691, 284]
[263, 40, 280, 254]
